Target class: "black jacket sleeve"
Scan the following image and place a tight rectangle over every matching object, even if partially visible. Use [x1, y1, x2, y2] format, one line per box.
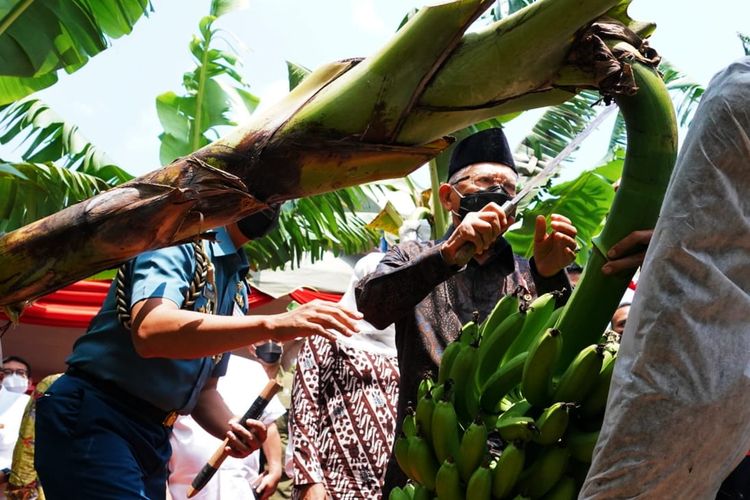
[355, 242, 459, 329]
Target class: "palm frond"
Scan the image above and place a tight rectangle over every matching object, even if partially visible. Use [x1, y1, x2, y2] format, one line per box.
[0, 160, 109, 233]
[0, 98, 131, 185]
[0, 0, 152, 104]
[156, 13, 258, 165]
[244, 188, 379, 270]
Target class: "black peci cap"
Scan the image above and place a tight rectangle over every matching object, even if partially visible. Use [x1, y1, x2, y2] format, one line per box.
[447, 128, 516, 181]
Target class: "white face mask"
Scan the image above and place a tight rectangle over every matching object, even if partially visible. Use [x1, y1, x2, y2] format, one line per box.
[3, 374, 28, 393]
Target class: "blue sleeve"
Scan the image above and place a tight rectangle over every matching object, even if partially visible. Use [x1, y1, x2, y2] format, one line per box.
[130, 244, 195, 308]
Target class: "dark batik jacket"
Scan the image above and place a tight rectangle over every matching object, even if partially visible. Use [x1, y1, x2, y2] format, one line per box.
[355, 235, 571, 422]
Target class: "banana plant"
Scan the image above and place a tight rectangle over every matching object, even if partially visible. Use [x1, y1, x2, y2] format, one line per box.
[0, 0, 152, 105]
[0, 0, 678, 326]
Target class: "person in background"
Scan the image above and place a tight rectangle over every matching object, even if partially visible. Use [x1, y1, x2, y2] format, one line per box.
[356, 128, 578, 492]
[293, 252, 400, 499]
[610, 303, 630, 336]
[0, 362, 31, 499]
[6, 374, 62, 500]
[1, 358, 30, 396]
[168, 353, 285, 500]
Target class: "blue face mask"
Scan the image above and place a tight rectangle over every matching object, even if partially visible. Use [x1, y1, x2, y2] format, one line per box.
[451, 185, 514, 219]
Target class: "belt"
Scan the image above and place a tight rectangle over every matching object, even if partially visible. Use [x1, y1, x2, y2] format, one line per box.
[66, 368, 179, 427]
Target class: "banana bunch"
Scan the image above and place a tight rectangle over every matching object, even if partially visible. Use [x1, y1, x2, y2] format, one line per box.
[392, 292, 620, 499]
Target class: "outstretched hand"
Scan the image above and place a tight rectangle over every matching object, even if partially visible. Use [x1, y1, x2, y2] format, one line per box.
[268, 300, 362, 342]
[533, 214, 578, 277]
[602, 229, 653, 275]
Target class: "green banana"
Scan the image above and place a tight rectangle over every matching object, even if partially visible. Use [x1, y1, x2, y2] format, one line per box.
[534, 402, 571, 446]
[479, 352, 528, 414]
[552, 344, 605, 404]
[418, 375, 435, 401]
[431, 382, 446, 403]
[403, 408, 418, 437]
[521, 328, 562, 408]
[403, 483, 416, 498]
[491, 443, 525, 499]
[413, 483, 431, 500]
[478, 293, 520, 341]
[435, 458, 465, 500]
[432, 399, 461, 464]
[389, 486, 410, 500]
[466, 464, 492, 500]
[457, 419, 488, 482]
[566, 428, 600, 464]
[449, 341, 480, 424]
[503, 293, 557, 364]
[495, 416, 538, 443]
[438, 341, 464, 384]
[416, 391, 436, 443]
[475, 310, 526, 389]
[540, 476, 577, 500]
[502, 399, 532, 419]
[459, 318, 479, 345]
[408, 435, 440, 491]
[579, 351, 616, 419]
[516, 446, 570, 498]
[394, 434, 419, 482]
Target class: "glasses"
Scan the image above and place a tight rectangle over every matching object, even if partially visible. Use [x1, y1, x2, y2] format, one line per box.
[1, 368, 27, 377]
[450, 174, 516, 195]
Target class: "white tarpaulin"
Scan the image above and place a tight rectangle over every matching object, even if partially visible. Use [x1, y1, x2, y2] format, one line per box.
[581, 57, 750, 498]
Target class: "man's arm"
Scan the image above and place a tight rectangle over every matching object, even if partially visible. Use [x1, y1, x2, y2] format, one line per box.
[191, 378, 267, 459]
[255, 423, 282, 500]
[355, 244, 459, 329]
[129, 299, 361, 359]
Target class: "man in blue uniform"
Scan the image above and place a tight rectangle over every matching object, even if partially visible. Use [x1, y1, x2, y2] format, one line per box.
[34, 207, 361, 499]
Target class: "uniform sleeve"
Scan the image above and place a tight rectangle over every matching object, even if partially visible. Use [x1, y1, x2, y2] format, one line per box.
[130, 244, 195, 308]
[210, 352, 230, 378]
[291, 338, 328, 485]
[355, 242, 459, 329]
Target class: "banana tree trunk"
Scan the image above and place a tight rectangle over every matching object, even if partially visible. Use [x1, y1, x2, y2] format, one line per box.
[1, 0, 655, 316]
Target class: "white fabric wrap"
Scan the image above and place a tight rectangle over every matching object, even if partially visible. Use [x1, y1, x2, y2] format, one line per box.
[581, 57, 750, 499]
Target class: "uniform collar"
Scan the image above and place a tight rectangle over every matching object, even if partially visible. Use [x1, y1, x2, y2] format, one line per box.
[209, 227, 240, 257]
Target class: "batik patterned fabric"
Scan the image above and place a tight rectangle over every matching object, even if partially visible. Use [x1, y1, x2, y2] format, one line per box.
[291, 335, 399, 499]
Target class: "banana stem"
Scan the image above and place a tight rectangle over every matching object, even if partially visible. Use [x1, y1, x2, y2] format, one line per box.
[555, 61, 678, 368]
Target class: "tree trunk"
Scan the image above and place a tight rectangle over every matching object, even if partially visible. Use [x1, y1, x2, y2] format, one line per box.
[0, 0, 664, 317]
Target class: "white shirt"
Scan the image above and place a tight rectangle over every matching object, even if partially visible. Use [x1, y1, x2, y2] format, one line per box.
[0, 389, 30, 500]
[168, 356, 286, 500]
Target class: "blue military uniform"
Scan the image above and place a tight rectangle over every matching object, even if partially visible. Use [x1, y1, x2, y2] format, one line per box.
[35, 228, 249, 499]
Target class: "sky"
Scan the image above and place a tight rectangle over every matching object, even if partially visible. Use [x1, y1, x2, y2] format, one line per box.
[9, 0, 750, 185]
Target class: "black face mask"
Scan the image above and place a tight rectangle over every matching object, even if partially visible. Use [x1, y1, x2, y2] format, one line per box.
[236, 204, 281, 240]
[452, 185, 514, 220]
[255, 342, 282, 364]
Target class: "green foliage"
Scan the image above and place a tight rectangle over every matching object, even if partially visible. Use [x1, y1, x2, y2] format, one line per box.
[156, 12, 259, 165]
[244, 188, 378, 270]
[0, 0, 152, 104]
[518, 90, 601, 163]
[0, 98, 131, 184]
[505, 161, 620, 267]
[0, 160, 109, 233]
